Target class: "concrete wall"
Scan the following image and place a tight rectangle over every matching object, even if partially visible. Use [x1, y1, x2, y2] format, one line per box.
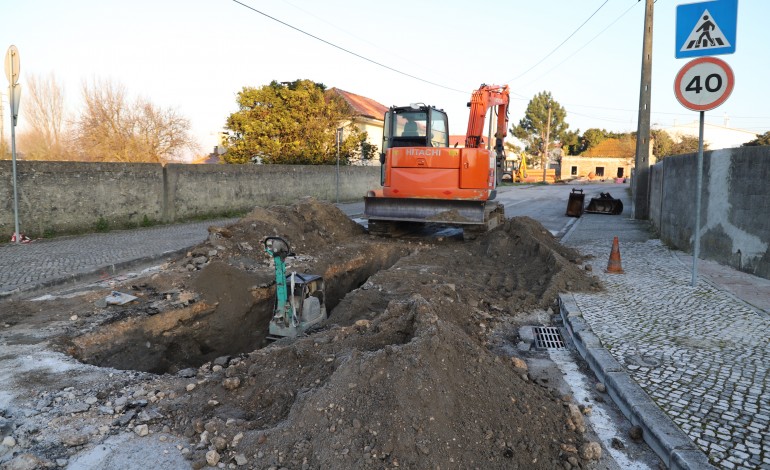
[0, 161, 164, 236]
[0, 161, 380, 236]
[649, 146, 770, 279]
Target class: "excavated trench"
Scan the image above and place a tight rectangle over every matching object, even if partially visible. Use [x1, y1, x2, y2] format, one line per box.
[64, 244, 408, 374]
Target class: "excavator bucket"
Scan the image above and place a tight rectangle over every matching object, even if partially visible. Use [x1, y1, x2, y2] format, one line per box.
[585, 192, 623, 215]
[565, 189, 585, 217]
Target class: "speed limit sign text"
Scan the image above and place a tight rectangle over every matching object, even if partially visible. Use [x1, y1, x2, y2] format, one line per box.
[674, 57, 734, 111]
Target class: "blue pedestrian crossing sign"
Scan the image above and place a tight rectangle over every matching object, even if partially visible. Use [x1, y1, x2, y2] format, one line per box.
[676, 0, 737, 58]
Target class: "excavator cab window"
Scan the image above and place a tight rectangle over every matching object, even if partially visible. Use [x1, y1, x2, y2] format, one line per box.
[386, 107, 448, 149]
[387, 108, 428, 148]
[397, 112, 426, 137]
[430, 110, 448, 147]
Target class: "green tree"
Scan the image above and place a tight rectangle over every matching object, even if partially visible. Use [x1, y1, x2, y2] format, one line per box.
[511, 91, 569, 159]
[743, 131, 770, 147]
[562, 129, 581, 155]
[504, 142, 522, 154]
[223, 79, 369, 164]
[670, 135, 703, 155]
[651, 129, 673, 158]
[582, 128, 610, 152]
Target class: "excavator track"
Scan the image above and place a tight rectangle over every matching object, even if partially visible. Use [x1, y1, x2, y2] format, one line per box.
[462, 202, 505, 240]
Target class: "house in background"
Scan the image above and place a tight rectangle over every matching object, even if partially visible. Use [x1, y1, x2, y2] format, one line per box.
[562, 137, 654, 181]
[327, 88, 389, 153]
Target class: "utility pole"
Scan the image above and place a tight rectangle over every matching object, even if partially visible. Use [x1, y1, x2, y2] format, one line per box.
[542, 105, 551, 183]
[633, 0, 654, 219]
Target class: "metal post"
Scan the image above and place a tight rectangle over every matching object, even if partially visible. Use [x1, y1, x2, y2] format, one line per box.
[336, 128, 343, 204]
[9, 84, 20, 244]
[633, 0, 654, 219]
[542, 105, 551, 183]
[691, 111, 705, 287]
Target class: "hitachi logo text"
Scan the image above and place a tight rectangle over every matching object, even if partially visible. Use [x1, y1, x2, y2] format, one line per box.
[405, 149, 441, 157]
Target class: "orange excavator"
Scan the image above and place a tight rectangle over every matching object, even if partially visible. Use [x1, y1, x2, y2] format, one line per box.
[364, 84, 510, 237]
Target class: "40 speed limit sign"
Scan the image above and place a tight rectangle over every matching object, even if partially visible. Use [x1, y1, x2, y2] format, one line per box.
[674, 56, 734, 111]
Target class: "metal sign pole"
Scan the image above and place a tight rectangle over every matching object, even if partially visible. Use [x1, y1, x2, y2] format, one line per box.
[5, 45, 21, 244]
[9, 84, 20, 244]
[691, 111, 705, 286]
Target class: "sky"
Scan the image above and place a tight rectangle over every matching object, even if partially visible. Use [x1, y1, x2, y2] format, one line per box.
[2, 0, 768, 159]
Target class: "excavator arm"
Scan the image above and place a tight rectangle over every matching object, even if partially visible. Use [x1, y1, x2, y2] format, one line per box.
[464, 84, 510, 163]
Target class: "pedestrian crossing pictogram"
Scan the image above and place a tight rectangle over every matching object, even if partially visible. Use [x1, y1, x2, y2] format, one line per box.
[680, 9, 732, 52]
[675, 0, 737, 58]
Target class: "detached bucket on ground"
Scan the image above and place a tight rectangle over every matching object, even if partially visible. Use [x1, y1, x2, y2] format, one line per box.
[565, 189, 585, 218]
[585, 192, 623, 215]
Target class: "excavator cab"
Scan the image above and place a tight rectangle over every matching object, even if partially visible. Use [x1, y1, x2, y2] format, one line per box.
[382, 106, 448, 152]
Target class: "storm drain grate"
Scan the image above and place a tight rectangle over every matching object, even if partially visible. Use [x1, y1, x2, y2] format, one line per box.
[534, 326, 566, 350]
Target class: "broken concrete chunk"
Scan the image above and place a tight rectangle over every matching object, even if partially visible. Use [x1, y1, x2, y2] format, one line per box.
[213, 355, 231, 367]
[237, 242, 253, 251]
[61, 431, 89, 447]
[105, 291, 138, 306]
[177, 368, 197, 378]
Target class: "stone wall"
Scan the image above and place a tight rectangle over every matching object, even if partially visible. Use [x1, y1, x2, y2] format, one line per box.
[649, 146, 770, 278]
[0, 161, 379, 236]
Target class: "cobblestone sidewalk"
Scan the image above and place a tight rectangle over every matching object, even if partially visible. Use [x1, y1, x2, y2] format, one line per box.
[0, 219, 236, 296]
[565, 219, 769, 469]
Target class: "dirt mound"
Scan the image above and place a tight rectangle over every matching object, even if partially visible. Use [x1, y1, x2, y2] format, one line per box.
[331, 217, 598, 330]
[162, 295, 588, 469]
[218, 197, 364, 254]
[148, 214, 600, 469]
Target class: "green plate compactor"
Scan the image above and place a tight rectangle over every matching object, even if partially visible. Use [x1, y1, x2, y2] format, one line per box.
[264, 237, 327, 341]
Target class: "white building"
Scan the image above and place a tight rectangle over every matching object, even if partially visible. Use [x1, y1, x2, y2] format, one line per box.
[659, 120, 758, 149]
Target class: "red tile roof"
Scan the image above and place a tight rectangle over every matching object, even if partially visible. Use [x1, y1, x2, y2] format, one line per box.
[449, 135, 466, 147]
[328, 88, 388, 121]
[582, 138, 636, 158]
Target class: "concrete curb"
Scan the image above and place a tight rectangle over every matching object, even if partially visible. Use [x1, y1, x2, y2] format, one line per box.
[559, 293, 717, 470]
[0, 246, 191, 300]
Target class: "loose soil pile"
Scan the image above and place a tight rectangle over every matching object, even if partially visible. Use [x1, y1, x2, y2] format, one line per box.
[0, 198, 604, 470]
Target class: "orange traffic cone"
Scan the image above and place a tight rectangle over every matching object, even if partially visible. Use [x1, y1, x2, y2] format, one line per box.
[606, 236, 624, 273]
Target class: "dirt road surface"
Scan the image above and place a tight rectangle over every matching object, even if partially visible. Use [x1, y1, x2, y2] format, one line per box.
[0, 195, 660, 469]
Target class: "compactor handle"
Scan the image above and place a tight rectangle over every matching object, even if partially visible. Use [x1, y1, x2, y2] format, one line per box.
[264, 236, 294, 259]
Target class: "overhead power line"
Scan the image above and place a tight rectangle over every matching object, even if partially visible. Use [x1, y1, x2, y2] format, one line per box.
[230, 0, 468, 94]
[521, 1, 639, 89]
[505, 0, 610, 83]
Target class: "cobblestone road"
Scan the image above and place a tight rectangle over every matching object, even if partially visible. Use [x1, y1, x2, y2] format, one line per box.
[0, 219, 236, 295]
[565, 216, 770, 470]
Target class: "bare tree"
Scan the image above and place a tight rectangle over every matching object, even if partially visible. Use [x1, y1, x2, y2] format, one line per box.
[17, 73, 73, 160]
[73, 78, 198, 163]
[134, 98, 199, 162]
